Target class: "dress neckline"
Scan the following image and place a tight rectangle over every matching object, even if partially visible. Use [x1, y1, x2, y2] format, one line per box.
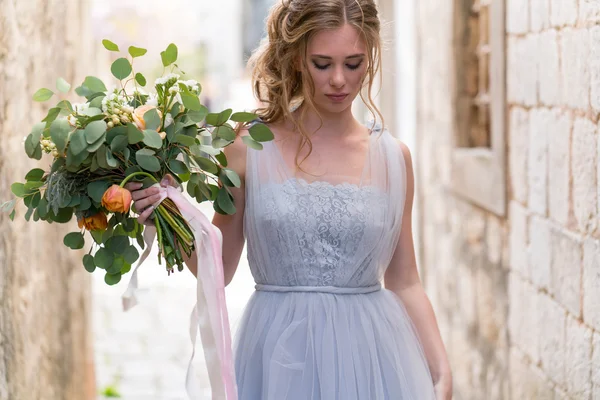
[267, 124, 375, 187]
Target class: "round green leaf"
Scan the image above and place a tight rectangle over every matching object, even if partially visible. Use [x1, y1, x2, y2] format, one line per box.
[249, 123, 274, 142]
[94, 248, 114, 269]
[143, 130, 163, 149]
[143, 108, 161, 131]
[25, 168, 45, 182]
[168, 160, 189, 174]
[83, 76, 107, 93]
[123, 245, 140, 264]
[135, 72, 147, 86]
[87, 133, 107, 152]
[230, 112, 258, 123]
[180, 93, 201, 111]
[241, 135, 263, 150]
[128, 46, 147, 58]
[223, 169, 241, 188]
[160, 43, 178, 67]
[174, 134, 197, 147]
[33, 88, 54, 102]
[50, 119, 71, 154]
[87, 180, 111, 203]
[195, 156, 218, 174]
[187, 106, 208, 123]
[136, 150, 161, 172]
[102, 39, 120, 52]
[214, 126, 236, 141]
[106, 235, 129, 254]
[56, 77, 71, 93]
[85, 120, 107, 144]
[64, 232, 85, 250]
[107, 256, 125, 274]
[127, 123, 145, 144]
[216, 188, 236, 215]
[83, 254, 96, 273]
[111, 135, 129, 152]
[11, 183, 25, 198]
[111, 58, 132, 80]
[104, 272, 122, 285]
[69, 129, 87, 156]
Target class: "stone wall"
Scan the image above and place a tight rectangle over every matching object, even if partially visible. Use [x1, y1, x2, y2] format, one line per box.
[416, 0, 599, 398]
[0, 1, 96, 399]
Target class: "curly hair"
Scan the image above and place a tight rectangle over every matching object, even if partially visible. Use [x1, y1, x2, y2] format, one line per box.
[247, 0, 384, 168]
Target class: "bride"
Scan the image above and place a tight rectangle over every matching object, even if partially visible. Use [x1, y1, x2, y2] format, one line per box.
[128, 0, 452, 398]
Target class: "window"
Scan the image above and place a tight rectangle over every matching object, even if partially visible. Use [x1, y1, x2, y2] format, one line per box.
[451, 0, 506, 216]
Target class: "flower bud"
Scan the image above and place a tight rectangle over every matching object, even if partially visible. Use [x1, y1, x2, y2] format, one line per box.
[77, 212, 108, 231]
[101, 185, 132, 213]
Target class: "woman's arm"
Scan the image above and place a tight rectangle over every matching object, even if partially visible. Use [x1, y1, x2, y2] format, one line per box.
[182, 130, 248, 285]
[384, 140, 452, 398]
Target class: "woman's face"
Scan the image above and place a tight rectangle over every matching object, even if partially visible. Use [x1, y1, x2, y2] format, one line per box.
[304, 24, 368, 114]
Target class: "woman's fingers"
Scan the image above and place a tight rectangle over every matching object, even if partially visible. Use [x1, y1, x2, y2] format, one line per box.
[130, 186, 160, 201]
[134, 192, 164, 211]
[137, 204, 155, 225]
[124, 182, 143, 192]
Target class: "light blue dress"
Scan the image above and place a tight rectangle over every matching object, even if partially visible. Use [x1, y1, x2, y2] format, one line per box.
[234, 124, 436, 399]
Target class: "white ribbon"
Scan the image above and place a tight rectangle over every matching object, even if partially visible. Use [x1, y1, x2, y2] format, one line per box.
[122, 184, 237, 399]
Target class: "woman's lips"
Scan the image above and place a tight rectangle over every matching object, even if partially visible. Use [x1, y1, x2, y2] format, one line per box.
[326, 94, 348, 102]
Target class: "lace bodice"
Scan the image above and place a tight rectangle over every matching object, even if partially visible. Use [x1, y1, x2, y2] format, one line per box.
[243, 124, 407, 289]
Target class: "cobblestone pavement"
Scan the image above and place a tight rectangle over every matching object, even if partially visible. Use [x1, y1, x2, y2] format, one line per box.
[92, 202, 255, 399]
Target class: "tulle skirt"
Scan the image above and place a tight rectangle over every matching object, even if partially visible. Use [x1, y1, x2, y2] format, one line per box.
[233, 288, 436, 399]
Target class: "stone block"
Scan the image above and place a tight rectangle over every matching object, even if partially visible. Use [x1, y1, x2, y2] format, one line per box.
[528, 108, 550, 215]
[560, 28, 591, 110]
[550, 228, 583, 316]
[583, 238, 600, 330]
[547, 109, 572, 225]
[572, 117, 598, 233]
[509, 108, 529, 204]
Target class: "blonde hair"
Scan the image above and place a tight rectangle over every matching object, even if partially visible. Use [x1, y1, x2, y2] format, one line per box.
[247, 0, 384, 168]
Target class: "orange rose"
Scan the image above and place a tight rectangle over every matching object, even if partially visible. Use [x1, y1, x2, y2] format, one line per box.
[132, 104, 162, 131]
[78, 212, 108, 231]
[101, 185, 132, 213]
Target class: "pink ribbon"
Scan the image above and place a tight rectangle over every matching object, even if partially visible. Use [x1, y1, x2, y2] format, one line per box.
[122, 184, 237, 399]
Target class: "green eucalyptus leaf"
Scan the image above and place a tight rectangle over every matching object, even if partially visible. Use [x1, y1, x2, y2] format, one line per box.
[81, 107, 103, 117]
[194, 156, 218, 174]
[123, 245, 139, 264]
[180, 92, 201, 111]
[143, 130, 163, 148]
[0, 199, 17, 213]
[87, 180, 111, 203]
[84, 120, 107, 144]
[102, 39, 119, 51]
[160, 43, 178, 67]
[249, 123, 274, 142]
[64, 232, 85, 250]
[42, 108, 61, 125]
[105, 149, 119, 168]
[174, 134, 197, 146]
[110, 135, 129, 152]
[168, 160, 188, 174]
[87, 133, 107, 152]
[25, 168, 45, 181]
[83, 254, 96, 273]
[214, 125, 236, 141]
[69, 129, 87, 156]
[33, 88, 54, 102]
[143, 108, 161, 131]
[104, 272, 122, 285]
[136, 149, 161, 172]
[187, 106, 208, 123]
[9, 210, 15, 221]
[127, 123, 145, 144]
[37, 196, 48, 218]
[105, 235, 129, 255]
[241, 135, 263, 150]
[128, 46, 147, 58]
[50, 119, 71, 154]
[56, 100, 74, 114]
[216, 187, 236, 215]
[94, 248, 114, 269]
[83, 76, 107, 93]
[135, 72, 147, 86]
[107, 257, 125, 274]
[24, 181, 44, 191]
[230, 112, 258, 123]
[11, 183, 25, 198]
[56, 77, 71, 93]
[223, 169, 241, 188]
[111, 58, 132, 80]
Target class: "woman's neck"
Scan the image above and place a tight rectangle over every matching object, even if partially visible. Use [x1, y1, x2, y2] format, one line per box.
[289, 103, 361, 139]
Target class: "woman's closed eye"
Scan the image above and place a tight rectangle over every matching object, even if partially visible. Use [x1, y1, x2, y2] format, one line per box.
[312, 61, 363, 70]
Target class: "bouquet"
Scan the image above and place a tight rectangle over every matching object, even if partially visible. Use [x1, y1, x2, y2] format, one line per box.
[1, 39, 273, 286]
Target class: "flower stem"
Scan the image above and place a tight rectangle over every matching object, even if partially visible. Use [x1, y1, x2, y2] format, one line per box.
[119, 172, 157, 188]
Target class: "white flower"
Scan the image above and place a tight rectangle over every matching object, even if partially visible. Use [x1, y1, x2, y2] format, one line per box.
[168, 86, 180, 94]
[72, 103, 89, 114]
[155, 73, 180, 86]
[145, 93, 158, 107]
[164, 113, 174, 128]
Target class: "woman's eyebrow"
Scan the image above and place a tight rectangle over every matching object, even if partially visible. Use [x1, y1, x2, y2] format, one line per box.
[311, 54, 366, 60]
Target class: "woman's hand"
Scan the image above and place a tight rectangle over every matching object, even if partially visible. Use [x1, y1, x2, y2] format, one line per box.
[125, 174, 179, 226]
[434, 376, 452, 400]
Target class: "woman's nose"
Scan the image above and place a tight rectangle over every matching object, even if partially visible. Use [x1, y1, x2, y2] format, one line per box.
[329, 66, 346, 88]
